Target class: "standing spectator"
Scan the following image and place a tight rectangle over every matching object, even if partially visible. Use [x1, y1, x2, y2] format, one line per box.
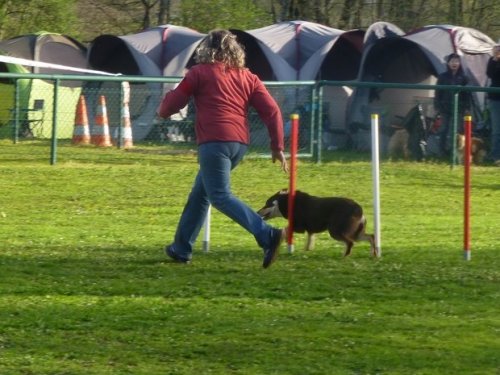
[486, 44, 500, 165]
[434, 53, 471, 156]
[157, 29, 288, 268]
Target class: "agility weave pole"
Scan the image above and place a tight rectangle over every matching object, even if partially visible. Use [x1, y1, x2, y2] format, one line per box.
[463, 115, 472, 261]
[287, 114, 299, 254]
[202, 205, 211, 253]
[371, 114, 382, 257]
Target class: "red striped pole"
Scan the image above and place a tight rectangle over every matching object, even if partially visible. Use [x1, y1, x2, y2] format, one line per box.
[464, 115, 472, 260]
[287, 113, 299, 254]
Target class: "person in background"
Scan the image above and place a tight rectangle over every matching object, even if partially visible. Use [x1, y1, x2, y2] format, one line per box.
[434, 53, 471, 156]
[157, 29, 288, 268]
[486, 44, 500, 166]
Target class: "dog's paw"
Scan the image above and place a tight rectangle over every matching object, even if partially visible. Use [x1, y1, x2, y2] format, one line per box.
[343, 247, 353, 257]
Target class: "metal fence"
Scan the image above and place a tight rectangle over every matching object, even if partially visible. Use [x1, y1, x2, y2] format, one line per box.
[1, 72, 499, 165]
[0, 73, 317, 163]
[317, 80, 499, 164]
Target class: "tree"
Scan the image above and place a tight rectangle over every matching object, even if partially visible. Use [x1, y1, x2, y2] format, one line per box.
[339, 0, 364, 30]
[157, 0, 171, 25]
[0, 0, 79, 40]
[139, 0, 160, 29]
[176, 0, 271, 32]
[1, 0, 500, 44]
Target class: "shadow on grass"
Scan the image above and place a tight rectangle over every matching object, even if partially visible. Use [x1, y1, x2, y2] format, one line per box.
[1, 244, 498, 305]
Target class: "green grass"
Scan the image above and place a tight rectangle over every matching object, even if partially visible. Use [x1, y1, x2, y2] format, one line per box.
[0, 140, 499, 375]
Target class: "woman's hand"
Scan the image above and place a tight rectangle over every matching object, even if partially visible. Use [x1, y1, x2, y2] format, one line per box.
[272, 150, 289, 173]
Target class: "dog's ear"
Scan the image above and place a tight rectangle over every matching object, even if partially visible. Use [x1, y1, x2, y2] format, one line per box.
[279, 189, 288, 195]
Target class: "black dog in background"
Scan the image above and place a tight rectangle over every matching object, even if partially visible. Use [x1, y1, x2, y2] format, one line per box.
[257, 190, 376, 257]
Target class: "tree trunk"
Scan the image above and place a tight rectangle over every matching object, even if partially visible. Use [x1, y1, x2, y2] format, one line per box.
[140, 0, 160, 30]
[158, 0, 170, 25]
[448, 0, 463, 25]
[339, 0, 353, 29]
[280, 0, 290, 21]
[376, 0, 384, 19]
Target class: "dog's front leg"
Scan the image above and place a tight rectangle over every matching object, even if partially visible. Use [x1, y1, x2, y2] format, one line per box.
[305, 233, 315, 251]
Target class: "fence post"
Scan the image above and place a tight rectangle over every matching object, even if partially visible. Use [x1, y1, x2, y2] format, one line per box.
[316, 83, 323, 164]
[463, 115, 472, 261]
[50, 79, 59, 165]
[287, 113, 299, 254]
[450, 91, 459, 168]
[118, 81, 130, 149]
[13, 78, 20, 144]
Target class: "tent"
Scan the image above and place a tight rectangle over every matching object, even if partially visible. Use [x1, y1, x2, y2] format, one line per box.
[87, 21, 366, 142]
[234, 20, 363, 81]
[88, 24, 206, 140]
[362, 21, 405, 48]
[347, 24, 495, 150]
[232, 21, 365, 134]
[0, 59, 30, 137]
[0, 32, 87, 138]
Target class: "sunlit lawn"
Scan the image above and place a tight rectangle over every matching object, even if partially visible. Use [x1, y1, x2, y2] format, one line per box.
[0, 140, 499, 374]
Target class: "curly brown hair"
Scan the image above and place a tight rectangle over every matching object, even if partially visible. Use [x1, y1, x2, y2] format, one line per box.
[195, 29, 245, 69]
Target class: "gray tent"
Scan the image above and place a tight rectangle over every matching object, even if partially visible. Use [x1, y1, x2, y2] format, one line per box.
[232, 21, 364, 132]
[347, 24, 495, 150]
[362, 21, 405, 48]
[88, 24, 205, 140]
[234, 20, 363, 81]
[87, 21, 367, 142]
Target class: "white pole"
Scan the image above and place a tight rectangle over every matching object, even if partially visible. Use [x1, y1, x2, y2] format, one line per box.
[202, 205, 211, 252]
[371, 114, 382, 257]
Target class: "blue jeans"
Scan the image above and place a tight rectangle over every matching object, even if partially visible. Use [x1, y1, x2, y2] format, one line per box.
[171, 142, 275, 259]
[489, 99, 500, 161]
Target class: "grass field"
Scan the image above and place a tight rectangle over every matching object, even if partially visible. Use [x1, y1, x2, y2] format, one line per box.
[0, 140, 499, 375]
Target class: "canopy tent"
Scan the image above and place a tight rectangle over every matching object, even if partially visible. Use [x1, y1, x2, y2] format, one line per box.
[232, 21, 364, 133]
[88, 24, 206, 140]
[347, 24, 495, 149]
[235, 20, 364, 81]
[0, 32, 87, 138]
[363, 21, 405, 48]
[314, 28, 365, 133]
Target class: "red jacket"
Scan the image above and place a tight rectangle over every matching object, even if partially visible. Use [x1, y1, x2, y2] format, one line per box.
[157, 62, 284, 151]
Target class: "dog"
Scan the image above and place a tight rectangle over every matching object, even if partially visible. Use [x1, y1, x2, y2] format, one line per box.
[257, 190, 376, 257]
[456, 134, 487, 165]
[387, 127, 410, 160]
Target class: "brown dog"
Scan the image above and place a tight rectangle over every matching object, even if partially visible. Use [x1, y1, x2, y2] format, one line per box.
[257, 190, 376, 257]
[387, 127, 410, 159]
[456, 134, 487, 165]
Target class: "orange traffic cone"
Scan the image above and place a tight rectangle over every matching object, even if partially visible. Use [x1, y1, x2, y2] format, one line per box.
[91, 95, 112, 147]
[120, 101, 134, 148]
[72, 95, 90, 145]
